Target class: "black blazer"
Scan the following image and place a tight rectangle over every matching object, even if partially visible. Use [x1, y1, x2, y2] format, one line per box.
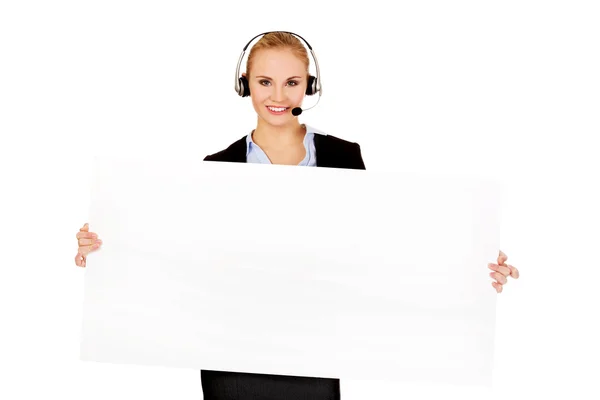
[199, 133, 366, 400]
[204, 132, 366, 170]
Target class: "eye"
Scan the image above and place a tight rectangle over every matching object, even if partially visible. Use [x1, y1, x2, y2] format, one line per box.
[287, 80, 299, 86]
[259, 80, 271, 86]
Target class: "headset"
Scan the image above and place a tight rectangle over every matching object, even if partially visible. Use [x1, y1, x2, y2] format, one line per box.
[234, 31, 322, 101]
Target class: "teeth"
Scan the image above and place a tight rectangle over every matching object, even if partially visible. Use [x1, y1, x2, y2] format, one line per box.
[268, 106, 286, 112]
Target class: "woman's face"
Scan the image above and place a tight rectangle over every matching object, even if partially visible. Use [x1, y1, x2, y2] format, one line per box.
[245, 48, 308, 128]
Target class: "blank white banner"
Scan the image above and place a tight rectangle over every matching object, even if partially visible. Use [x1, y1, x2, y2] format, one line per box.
[80, 156, 502, 387]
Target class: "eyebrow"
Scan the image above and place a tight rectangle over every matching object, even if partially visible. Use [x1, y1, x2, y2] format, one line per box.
[255, 75, 303, 80]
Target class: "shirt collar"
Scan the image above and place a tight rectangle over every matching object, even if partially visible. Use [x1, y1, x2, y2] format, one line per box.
[246, 124, 325, 156]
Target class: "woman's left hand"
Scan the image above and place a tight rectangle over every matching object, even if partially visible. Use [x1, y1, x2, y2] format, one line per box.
[488, 250, 519, 293]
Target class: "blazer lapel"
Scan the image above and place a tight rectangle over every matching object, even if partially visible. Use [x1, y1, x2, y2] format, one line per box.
[314, 133, 332, 168]
[229, 136, 247, 162]
[203, 136, 247, 163]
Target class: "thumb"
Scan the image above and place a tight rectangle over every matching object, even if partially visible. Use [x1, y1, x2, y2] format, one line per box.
[80, 223, 89, 231]
[497, 250, 508, 265]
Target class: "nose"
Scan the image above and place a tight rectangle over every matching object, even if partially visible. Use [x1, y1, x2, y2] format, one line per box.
[270, 84, 285, 103]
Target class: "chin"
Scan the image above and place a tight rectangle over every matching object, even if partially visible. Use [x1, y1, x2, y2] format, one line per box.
[260, 113, 292, 126]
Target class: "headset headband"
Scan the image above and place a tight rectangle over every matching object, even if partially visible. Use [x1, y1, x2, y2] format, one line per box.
[234, 31, 322, 96]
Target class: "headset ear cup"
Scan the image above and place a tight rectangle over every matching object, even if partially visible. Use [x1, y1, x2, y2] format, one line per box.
[306, 75, 316, 96]
[238, 76, 250, 97]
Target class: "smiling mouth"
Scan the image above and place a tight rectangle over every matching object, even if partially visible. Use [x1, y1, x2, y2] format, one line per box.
[266, 106, 289, 113]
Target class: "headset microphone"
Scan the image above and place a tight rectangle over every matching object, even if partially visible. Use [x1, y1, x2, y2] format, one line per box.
[291, 90, 321, 116]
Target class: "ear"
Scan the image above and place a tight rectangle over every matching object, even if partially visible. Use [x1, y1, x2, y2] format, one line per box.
[238, 72, 250, 97]
[306, 75, 316, 96]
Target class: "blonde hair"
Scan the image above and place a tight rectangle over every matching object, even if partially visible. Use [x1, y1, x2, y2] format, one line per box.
[246, 32, 310, 79]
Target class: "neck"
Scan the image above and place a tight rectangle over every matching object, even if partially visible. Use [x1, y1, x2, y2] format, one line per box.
[252, 118, 306, 149]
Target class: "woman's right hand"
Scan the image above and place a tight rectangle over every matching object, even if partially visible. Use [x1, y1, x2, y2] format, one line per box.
[75, 223, 102, 267]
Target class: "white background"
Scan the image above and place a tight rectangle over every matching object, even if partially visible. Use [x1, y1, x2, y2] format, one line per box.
[1, 1, 598, 399]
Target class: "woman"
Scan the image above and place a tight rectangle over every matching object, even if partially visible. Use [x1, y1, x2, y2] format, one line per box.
[74, 31, 519, 400]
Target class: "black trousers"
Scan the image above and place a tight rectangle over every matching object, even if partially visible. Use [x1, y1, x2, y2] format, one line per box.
[201, 370, 341, 400]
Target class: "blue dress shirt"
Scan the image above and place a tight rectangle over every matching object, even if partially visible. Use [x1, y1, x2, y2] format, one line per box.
[246, 124, 324, 166]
